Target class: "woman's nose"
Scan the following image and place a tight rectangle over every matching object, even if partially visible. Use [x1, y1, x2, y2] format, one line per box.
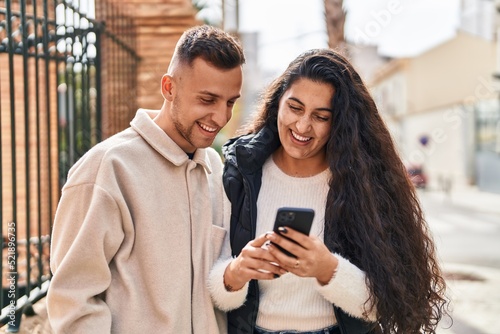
[296, 115, 311, 133]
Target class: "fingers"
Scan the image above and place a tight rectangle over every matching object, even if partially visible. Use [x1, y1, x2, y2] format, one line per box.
[248, 233, 282, 263]
[275, 226, 310, 246]
[249, 233, 271, 248]
[267, 244, 303, 272]
[265, 229, 308, 259]
[264, 231, 332, 279]
[230, 256, 284, 282]
[228, 235, 288, 284]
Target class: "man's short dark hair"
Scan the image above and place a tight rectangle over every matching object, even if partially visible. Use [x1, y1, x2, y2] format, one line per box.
[175, 25, 246, 69]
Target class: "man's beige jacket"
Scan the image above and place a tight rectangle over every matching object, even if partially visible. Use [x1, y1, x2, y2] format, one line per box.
[47, 109, 229, 333]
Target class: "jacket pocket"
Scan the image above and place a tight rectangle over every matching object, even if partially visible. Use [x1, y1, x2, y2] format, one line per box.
[211, 225, 227, 261]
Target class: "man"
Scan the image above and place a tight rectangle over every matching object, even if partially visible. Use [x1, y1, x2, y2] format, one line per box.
[46, 25, 245, 333]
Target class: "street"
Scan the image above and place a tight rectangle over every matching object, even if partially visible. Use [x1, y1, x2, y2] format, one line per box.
[417, 189, 500, 334]
[419, 190, 500, 269]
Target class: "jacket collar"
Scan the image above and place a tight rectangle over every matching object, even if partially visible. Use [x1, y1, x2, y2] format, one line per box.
[131, 109, 213, 174]
[223, 123, 281, 174]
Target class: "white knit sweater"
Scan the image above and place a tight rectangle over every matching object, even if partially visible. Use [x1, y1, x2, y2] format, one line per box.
[209, 157, 377, 332]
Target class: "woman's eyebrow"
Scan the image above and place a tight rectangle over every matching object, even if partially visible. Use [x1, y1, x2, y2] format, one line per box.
[288, 96, 333, 113]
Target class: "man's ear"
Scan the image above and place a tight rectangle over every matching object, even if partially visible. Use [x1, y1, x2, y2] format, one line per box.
[161, 74, 174, 101]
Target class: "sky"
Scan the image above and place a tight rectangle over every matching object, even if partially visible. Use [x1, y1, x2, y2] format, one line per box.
[238, 0, 328, 73]
[344, 0, 460, 58]
[197, 0, 461, 73]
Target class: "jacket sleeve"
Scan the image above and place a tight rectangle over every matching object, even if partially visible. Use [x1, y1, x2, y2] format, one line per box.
[315, 253, 378, 322]
[47, 183, 125, 333]
[208, 194, 249, 311]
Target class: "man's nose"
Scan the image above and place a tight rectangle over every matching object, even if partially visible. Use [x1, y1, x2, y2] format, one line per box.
[212, 104, 232, 128]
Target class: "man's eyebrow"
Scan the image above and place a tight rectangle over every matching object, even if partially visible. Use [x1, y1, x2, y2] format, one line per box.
[198, 90, 241, 101]
[288, 96, 333, 113]
[198, 91, 220, 98]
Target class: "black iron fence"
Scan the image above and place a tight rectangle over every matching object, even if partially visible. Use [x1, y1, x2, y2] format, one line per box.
[0, 0, 139, 330]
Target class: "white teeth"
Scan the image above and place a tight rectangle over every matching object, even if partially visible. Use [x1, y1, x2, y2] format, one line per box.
[291, 131, 311, 142]
[199, 123, 217, 132]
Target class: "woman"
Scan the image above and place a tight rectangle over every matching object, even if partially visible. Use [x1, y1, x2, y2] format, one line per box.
[209, 49, 448, 334]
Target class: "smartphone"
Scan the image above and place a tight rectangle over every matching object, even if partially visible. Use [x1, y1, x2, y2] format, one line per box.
[271, 207, 315, 258]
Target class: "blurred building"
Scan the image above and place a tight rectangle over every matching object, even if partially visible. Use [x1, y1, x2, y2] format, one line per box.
[354, 0, 500, 194]
[212, 30, 263, 151]
[116, 0, 201, 111]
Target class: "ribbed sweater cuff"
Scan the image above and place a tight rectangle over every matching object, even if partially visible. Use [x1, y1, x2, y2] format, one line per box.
[208, 257, 249, 312]
[316, 253, 376, 321]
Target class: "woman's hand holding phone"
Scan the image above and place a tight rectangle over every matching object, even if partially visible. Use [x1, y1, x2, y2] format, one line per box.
[224, 206, 338, 291]
[265, 227, 339, 286]
[223, 234, 288, 292]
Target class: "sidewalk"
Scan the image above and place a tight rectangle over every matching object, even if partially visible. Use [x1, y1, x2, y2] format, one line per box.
[427, 186, 500, 334]
[438, 263, 500, 334]
[423, 186, 500, 215]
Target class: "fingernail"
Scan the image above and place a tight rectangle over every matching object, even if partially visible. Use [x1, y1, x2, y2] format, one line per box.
[278, 226, 288, 234]
[273, 274, 280, 279]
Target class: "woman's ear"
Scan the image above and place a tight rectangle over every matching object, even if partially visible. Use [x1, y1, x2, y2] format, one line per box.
[160, 74, 174, 101]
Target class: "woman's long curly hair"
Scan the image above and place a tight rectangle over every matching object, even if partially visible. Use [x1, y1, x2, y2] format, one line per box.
[241, 49, 449, 333]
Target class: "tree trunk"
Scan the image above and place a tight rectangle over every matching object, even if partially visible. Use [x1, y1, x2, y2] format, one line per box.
[324, 0, 348, 56]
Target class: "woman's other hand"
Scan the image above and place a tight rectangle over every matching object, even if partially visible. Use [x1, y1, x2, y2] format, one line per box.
[223, 233, 288, 291]
[265, 228, 338, 285]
